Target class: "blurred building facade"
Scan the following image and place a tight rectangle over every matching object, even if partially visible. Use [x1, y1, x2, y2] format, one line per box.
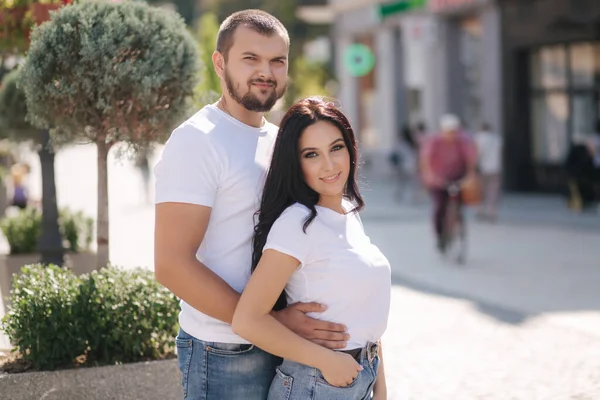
[301, 0, 600, 193]
[500, 0, 600, 192]
[301, 0, 502, 177]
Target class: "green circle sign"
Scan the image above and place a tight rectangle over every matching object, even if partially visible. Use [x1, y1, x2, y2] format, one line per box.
[343, 44, 375, 77]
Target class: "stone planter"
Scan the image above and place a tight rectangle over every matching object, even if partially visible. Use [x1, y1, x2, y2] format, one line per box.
[0, 359, 182, 400]
[0, 251, 98, 309]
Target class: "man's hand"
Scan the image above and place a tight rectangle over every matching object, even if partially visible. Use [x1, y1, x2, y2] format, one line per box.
[272, 302, 349, 349]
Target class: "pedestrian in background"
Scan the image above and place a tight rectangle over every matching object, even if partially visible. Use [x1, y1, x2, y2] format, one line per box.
[475, 123, 503, 221]
[10, 162, 30, 209]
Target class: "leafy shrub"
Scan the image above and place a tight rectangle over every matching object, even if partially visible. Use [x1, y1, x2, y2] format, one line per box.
[0, 207, 94, 254]
[59, 208, 94, 252]
[1, 264, 87, 371]
[0, 207, 41, 254]
[1, 264, 179, 371]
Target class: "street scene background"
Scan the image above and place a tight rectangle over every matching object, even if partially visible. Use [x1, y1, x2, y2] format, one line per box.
[1, 0, 600, 399]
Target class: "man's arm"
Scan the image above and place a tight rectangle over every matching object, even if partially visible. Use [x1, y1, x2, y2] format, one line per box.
[154, 202, 240, 323]
[154, 202, 348, 347]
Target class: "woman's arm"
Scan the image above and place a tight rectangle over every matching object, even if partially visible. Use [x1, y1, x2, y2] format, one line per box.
[372, 341, 387, 399]
[232, 249, 361, 387]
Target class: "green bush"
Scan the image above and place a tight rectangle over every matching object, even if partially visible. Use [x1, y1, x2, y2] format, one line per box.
[0, 207, 42, 254]
[80, 267, 179, 365]
[0, 207, 94, 254]
[59, 208, 94, 252]
[1, 264, 87, 371]
[1, 264, 179, 371]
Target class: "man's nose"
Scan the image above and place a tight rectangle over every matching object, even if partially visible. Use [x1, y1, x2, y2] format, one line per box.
[257, 61, 274, 80]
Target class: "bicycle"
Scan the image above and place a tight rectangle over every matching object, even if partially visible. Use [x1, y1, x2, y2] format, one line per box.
[441, 180, 467, 265]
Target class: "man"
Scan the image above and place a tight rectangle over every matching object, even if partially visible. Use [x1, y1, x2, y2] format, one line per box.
[153, 10, 348, 400]
[420, 114, 477, 252]
[475, 123, 503, 221]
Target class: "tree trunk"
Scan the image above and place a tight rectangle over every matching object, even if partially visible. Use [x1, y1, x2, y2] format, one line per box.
[38, 129, 64, 266]
[96, 140, 110, 270]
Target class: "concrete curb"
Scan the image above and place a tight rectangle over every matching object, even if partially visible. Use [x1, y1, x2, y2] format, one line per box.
[0, 359, 182, 400]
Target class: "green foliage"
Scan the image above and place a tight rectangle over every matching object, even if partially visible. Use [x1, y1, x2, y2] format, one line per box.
[192, 11, 220, 108]
[0, 69, 38, 139]
[0, 207, 94, 254]
[18, 0, 200, 147]
[59, 207, 94, 252]
[287, 56, 330, 105]
[79, 267, 179, 365]
[0, 207, 41, 254]
[1, 264, 179, 371]
[1, 264, 87, 371]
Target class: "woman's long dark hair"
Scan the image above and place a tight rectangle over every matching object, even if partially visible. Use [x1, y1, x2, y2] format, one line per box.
[251, 97, 365, 310]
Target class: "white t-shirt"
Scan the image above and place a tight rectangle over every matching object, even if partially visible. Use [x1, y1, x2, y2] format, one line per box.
[475, 131, 503, 174]
[264, 201, 391, 350]
[154, 104, 278, 343]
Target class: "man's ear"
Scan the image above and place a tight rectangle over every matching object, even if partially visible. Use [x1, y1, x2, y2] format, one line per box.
[212, 51, 225, 79]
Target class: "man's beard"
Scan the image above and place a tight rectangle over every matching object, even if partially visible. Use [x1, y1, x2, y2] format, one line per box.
[224, 69, 287, 112]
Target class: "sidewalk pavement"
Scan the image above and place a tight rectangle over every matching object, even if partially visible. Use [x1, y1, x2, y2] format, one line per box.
[360, 172, 600, 336]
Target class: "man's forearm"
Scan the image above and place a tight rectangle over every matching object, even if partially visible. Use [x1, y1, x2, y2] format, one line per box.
[233, 312, 332, 369]
[156, 258, 240, 324]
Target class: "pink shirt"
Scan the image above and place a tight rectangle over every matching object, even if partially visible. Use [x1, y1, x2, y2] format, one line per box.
[421, 133, 477, 188]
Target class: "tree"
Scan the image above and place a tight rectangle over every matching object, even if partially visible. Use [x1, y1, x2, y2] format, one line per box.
[19, 1, 200, 269]
[0, 69, 64, 266]
[192, 11, 220, 108]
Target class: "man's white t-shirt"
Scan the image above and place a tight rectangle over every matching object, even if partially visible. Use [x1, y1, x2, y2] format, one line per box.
[264, 201, 391, 350]
[154, 104, 278, 344]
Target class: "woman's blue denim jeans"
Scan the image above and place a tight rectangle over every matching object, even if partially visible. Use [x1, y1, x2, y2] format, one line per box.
[176, 328, 281, 400]
[267, 342, 380, 400]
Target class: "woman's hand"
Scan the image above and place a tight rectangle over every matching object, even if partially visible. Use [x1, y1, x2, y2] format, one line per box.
[318, 351, 363, 387]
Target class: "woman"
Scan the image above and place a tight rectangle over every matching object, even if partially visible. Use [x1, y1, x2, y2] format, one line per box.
[232, 98, 390, 400]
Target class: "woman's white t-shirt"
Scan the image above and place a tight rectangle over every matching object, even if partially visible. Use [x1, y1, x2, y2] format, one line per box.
[263, 200, 391, 350]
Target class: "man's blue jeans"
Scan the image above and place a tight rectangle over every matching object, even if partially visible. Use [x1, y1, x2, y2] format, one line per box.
[176, 328, 281, 399]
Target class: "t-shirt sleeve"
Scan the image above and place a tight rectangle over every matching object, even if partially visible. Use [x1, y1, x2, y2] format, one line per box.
[263, 206, 313, 266]
[154, 124, 221, 207]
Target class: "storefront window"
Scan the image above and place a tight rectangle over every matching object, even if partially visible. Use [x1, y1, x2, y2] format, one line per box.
[569, 43, 600, 87]
[530, 42, 600, 164]
[532, 94, 569, 163]
[571, 94, 597, 136]
[531, 46, 567, 89]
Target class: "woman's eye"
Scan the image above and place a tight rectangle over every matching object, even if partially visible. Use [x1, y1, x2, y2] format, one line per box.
[332, 145, 345, 151]
[304, 152, 317, 159]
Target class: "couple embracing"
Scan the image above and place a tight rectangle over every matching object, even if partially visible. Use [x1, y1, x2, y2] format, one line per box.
[154, 9, 391, 400]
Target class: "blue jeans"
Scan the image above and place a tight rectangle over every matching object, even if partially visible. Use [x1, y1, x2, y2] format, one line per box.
[176, 329, 281, 400]
[267, 342, 380, 400]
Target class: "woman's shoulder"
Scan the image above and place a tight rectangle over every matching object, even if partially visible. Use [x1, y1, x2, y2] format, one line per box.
[277, 202, 312, 222]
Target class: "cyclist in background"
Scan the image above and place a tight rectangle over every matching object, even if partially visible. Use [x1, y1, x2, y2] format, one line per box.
[420, 114, 478, 253]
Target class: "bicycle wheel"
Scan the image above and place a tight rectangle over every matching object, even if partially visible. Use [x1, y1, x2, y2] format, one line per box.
[443, 197, 466, 265]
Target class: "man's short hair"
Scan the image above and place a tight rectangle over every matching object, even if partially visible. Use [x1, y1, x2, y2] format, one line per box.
[216, 10, 289, 61]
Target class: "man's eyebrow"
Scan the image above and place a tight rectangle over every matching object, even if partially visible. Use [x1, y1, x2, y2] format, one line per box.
[240, 52, 287, 61]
